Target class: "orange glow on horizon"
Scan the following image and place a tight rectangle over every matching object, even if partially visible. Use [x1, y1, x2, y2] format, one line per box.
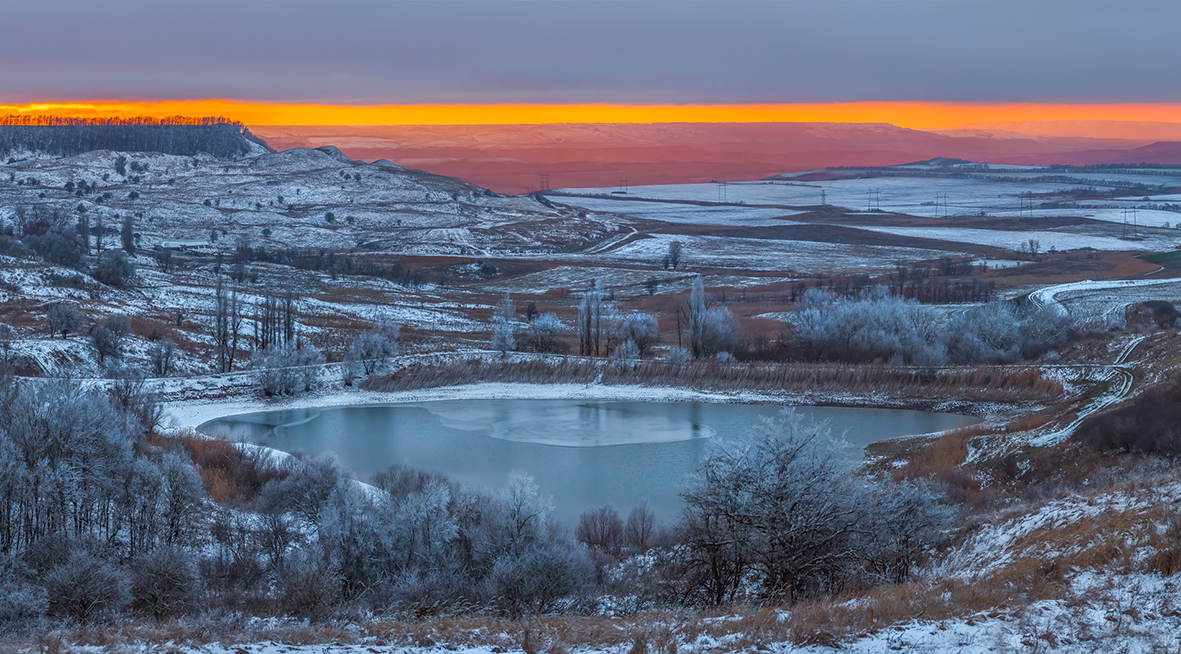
[3, 100, 1181, 134]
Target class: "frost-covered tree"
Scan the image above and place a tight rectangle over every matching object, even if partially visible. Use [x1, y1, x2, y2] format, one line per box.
[346, 320, 400, 376]
[520, 312, 566, 353]
[791, 287, 1070, 365]
[47, 302, 84, 338]
[490, 294, 516, 356]
[676, 409, 954, 604]
[90, 314, 130, 364]
[792, 287, 945, 364]
[94, 249, 136, 287]
[678, 410, 862, 603]
[613, 312, 660, 357]
[253, 342, 325, 396]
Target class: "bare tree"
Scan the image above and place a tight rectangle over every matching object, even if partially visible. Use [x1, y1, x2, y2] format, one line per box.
[214, 277, 243, 373]
[577, 280, 605, 357]
[0, 323, 15, 362]
[624, 501, 657, 552]
[149, 339, 177, 376]
[576, 505, 624, 552]
[121, 215, 135, 254]
[668, 240, 683, 269]
[689, 275, 706, 358]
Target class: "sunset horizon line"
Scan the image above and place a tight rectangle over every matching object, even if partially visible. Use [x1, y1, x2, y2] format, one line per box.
[4, 100, 1181, 135]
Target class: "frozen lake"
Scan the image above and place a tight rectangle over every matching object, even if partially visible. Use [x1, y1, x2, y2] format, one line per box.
[201, 400, 977, 523]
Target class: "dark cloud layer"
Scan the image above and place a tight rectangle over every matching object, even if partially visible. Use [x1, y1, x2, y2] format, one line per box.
[1, 0, 1177, 103]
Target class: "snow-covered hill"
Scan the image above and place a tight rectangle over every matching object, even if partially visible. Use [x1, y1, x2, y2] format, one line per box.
[0, 146, 624, 257]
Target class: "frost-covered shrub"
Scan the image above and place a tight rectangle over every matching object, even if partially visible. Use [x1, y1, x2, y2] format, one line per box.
[484, 539, 592, 618]
[666, 346, 691, 367]
[791, 287, 1071, 365]
[278, 548, 341, 621]
[252, 342, 325, 396]
[0, 555, 46, 628]
[612, 339, 640, 365]
[130, 547, 199, 618]
[675, 409, 951, 604]
[45, 550, 130, 621]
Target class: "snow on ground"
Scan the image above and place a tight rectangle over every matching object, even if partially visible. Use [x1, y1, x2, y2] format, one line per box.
[989, 205, 1181, 229]
[599, 233, 955, 273]
[844, 224, 1175, 252]
[1029, 277, 1181, 325]
[0, 147, 625, 258]
[552, 196, 804, 226]
[484, 265, 694, 294]
[560, 177, 1154, 217]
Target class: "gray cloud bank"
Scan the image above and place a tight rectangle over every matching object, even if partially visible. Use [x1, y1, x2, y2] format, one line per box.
[1, 0, 1178, 104]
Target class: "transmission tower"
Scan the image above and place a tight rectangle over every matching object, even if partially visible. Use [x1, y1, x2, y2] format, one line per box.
[539, 174, 550, 192]
[820, 189, 826, 205]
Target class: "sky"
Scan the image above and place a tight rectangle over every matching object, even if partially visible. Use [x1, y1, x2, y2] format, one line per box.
[2, 0, 1180, 127]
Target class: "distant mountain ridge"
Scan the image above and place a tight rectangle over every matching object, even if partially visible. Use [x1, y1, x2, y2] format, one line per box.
[1003, 141, 1181, 167]
[252, 122, 1166, 193]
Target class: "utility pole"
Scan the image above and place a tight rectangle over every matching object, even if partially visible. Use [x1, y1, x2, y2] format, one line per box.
[821, 189, 826, 206]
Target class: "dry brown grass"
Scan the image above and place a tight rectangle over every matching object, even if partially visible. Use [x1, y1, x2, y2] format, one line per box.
[170, 431, 285, 505]
[1007, 413, 1052, 433]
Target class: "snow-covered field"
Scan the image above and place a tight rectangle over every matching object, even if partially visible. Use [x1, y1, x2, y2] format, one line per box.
[559, 175, 1178, 217]
[552, 196, 804, 226]
[845, 224, 1176, 252]
[599, 233, 955, 273]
